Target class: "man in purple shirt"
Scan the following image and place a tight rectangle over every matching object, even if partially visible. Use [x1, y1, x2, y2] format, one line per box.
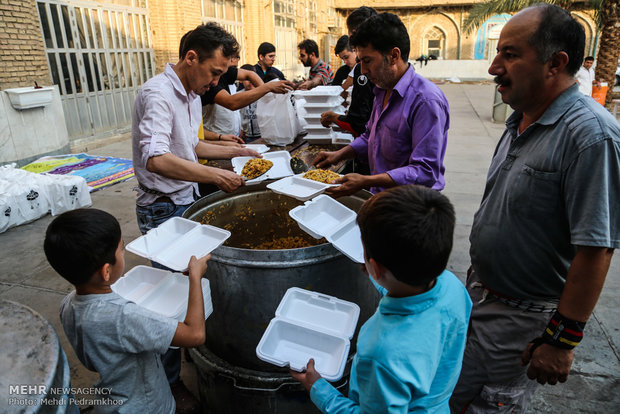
[314, 13, 449, 196]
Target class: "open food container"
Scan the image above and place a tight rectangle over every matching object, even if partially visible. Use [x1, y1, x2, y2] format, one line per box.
[267, 174, 340, 202]
[289, 195, 364, 263]
[112, 265, 213, 322]
[231, 151, 293, 184]
[256, 287, 360, 381]
[126, 217, 230, 271]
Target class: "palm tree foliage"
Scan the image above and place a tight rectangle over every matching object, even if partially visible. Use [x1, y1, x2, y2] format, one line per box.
[464, 0, 619, 107]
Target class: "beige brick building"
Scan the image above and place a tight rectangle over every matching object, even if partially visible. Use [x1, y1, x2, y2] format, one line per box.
[0, 0, 600, 146]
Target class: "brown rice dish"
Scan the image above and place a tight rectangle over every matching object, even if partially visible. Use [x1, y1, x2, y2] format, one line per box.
[241, 158, 273, 180]
[302, 169, 340, 184]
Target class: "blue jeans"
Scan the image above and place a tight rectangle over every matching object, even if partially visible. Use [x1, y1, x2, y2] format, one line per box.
[135, 200, 192, 384]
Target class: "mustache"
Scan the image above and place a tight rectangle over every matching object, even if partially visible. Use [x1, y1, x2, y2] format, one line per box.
[494, 76, 510, 87]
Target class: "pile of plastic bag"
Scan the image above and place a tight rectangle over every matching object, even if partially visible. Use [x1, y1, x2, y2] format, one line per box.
[0, 164, 92, 233]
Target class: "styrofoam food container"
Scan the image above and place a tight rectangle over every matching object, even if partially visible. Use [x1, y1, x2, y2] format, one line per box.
[267, 175, 340, 202]
[112, 265, 213, 321]
[289, 196, 364, 263]
[126, 217, 231, 271]
[306, 136, 333, 145]
[304, 125, 332, 135]
[332, 131, 354, 145]
[292, 87, 343, 104]
[302, 99, 344, 113]
[289, 195, 355, 238]
[231, 151, 293, 184]
[256, 287, 360, 381]
[243, 144, 270, 154]
[326, 219, 364, 264]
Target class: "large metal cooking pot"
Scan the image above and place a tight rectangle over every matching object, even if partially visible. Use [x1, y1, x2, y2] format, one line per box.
[183, 183, 380, 372]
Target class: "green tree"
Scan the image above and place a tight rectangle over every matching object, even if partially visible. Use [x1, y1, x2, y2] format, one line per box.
[464, 0, 620, 108]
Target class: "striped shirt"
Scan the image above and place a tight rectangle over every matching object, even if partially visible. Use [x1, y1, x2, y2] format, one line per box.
[309, 59, 334, 86]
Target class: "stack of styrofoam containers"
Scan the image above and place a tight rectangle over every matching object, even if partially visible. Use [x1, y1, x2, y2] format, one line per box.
[256, 287, 360, 381]
[293, 86, 345, 145]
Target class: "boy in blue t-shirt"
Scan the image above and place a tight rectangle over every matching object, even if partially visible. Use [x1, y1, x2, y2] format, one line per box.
[44, 208, 209, 413]
[292, 185, 472, 413]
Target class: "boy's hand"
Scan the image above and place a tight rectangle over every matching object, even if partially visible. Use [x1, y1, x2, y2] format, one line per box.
[290, 358, 322, 392]
[187, 254, 210, 279]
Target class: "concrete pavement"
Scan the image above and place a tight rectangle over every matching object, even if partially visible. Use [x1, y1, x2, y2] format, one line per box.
[0, 83, 618, 413]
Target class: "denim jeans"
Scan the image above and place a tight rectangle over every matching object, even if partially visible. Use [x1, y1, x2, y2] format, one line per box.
[135, 200, 192, 384]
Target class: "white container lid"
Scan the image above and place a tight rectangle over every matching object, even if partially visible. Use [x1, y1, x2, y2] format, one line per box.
[112, 265, 213, 321]
[267, 174, 340, 202]
[231, 151, 293, 184]
[288, 195, 364, 263]
[256, 287, 360, 381]
[126, 217, 231, 271]
[243, 144, 270, 154]
[305, 136, 333, 145]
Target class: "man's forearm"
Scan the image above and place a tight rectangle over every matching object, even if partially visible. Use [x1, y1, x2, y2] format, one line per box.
[558, 246, 614, 322]
[214, 86, 270, 110]
[146, 153, 221, 184]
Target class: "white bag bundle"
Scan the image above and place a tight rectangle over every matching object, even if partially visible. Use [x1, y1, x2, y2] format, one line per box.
[38, 173, 92, 215]
[3, 178, 49, 226]
[256, 86, 303, 146]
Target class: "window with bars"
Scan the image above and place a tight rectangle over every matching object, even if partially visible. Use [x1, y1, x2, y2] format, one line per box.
[36, 0, 155, 138]
[274, 0, 295, 28]
[424, 27, 445, 59]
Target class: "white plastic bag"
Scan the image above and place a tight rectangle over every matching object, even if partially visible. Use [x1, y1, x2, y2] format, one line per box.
[256, 87, 303, 146]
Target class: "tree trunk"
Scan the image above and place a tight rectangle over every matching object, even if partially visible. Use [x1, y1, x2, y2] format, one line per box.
[594, 0, 620, 108]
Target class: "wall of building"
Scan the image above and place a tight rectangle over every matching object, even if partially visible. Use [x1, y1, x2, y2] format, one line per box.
[148, 0, 202, 74]
[0, 0, 51, 90]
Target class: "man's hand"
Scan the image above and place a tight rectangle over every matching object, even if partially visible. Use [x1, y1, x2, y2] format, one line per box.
[297, 80, 312, 90]
[320, 111, 339, 128]
[265, 80, 294, 94]
[232, 148, 262, 158]
[221, 134, 244, 144]
[521, 342, 574, 385]
[290, 358, 322, 392]
[213, 169, 245, 193]
[325, 173, 367, 197]
[313, 151, 341, 169]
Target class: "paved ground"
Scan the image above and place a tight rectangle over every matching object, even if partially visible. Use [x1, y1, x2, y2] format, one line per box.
[0, 83, 618, 412]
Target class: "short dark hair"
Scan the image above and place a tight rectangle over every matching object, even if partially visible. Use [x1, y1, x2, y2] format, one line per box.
[44, 209, 121, 286]
[240, 63, 254, 71]
[180, 22, 239, 62]
[346, 6, 377, 33]
[350, 12, 410, 62]
[584, 56, 594, 62]
[258, 42, 276, 58]
[298, 39, 319, 58]
[357, 185, 455, 286]
[526, 4, 585, 76]
[334, 35, 351, 55]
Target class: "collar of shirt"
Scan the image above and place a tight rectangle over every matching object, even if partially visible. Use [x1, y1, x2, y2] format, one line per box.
[372, 63, 416, 100]
[311, 59, 324, 72]
[378, 270, 447, 316]
[506, 83, 580, 133]
[163, 63, 197, 101]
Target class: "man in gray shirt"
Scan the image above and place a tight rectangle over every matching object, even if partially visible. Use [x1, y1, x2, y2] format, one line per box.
[450, 5, 620, 413]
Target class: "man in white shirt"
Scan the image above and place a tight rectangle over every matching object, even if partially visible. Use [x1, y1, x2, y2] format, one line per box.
[131, 23, 258, 412]
[575, 56, 597, 96]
